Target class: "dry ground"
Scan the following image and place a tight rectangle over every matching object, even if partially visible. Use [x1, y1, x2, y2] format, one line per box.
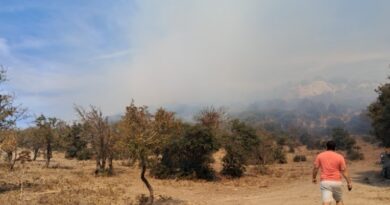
[0, 141, 389, 205]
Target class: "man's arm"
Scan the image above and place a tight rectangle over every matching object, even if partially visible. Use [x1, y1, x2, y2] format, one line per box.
[341, 167, 352, 190]
[312, 167, 319, 184]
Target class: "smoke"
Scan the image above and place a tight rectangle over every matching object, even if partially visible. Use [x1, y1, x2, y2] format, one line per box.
[3, 0, 390, 121]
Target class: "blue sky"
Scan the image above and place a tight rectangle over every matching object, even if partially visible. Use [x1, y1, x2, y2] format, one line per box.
[0, 0, 389, 124]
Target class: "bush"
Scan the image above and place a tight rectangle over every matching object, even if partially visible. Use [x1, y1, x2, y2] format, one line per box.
[221, 149, 245, 178]
[274, 146, 287, 164]
[347, 149, 364, 161]
[221, 119, 260, 178]
[331, 128, 356, 151]
[65, 146, 92, 160]
[293, 155, 307, 162]
[65, 146, 78, 158]
[256, 165, 271, 175]
[77, 148, 93, 160]
[288, 145, 295, 153]
[152, 125, 218, 180]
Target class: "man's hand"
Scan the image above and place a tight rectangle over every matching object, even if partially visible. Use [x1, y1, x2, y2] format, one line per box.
[347, 182, 352, 191]
[312, 167, 319, 184]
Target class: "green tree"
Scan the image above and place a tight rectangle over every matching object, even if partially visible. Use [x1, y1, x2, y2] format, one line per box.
[368, 82, 390, 147]
[120, 102, 157, 204]
[35, 115, 59, 168]
[64, 123, 91, 160]
[331, 127, 356, 151]
[0, 66, 26, 130]
[22, 127, 43, 160]
[221, 119, 260, 177]
[0, 67, 26, 165]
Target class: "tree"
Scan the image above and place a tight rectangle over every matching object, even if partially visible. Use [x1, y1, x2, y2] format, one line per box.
[120, 102, 156, 204]
[0, 67, 26, 129]
[368, 82, 390, 147]
[0, 67, 26, 165]
[194, 106, 226, 132]
[221, 119, 260, 177]
[22, 127, 43, 160]
[75, 105, 114, 175]
[152, 107, 182, 156]
[35, 115, 59, 168]
[331, 127, 355, 151]
[64, 123, 91, 160]
[0, 129, 18, 169]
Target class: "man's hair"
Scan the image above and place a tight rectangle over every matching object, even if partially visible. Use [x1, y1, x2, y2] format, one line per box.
[326, 140, 336, 151]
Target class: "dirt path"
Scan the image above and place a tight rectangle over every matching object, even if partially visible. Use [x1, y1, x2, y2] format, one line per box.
[150, 142, 390, 205]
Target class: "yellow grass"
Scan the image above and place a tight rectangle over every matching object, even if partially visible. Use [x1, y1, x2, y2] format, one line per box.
[0, 140, 389, 205]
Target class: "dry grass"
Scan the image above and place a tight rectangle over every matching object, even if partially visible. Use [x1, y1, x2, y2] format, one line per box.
[0, 140, 389, 205]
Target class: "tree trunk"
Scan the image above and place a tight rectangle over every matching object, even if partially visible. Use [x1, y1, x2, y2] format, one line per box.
[9, 151, 17, 171]
[95, 157, 101, 175]
[33, 148, 39, 161]
[6, 151, 13, 163]
[101, 157, 106, 171]
[140, 159, 154, 204]
[45, 141, 51, 168]
[108, 156, 113, 175]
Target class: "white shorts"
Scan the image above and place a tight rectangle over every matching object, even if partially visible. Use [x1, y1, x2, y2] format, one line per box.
[320, 181, 343, 203]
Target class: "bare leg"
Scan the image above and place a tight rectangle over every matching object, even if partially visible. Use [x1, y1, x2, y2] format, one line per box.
[336, 201, 344, 205]
[323, 202, 331, 205]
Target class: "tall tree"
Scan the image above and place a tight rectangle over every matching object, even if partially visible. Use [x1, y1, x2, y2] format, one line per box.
[119, 103, 179, 204]
[368, 81, 390, 147]
[0, 66, 26, 130]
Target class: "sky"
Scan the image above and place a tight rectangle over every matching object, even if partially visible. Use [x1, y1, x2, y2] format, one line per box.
[0, 0, 389, 124]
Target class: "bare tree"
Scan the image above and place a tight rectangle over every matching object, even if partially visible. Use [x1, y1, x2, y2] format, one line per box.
[75, 105, 114, 175]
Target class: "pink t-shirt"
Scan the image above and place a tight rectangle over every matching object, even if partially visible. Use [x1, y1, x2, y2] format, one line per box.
[314, 151, 346, 181]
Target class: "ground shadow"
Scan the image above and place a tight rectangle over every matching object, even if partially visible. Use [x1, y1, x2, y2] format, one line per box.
[353, 170, 390, 187]
[0, 181, 37, 194]
[49, 164, 74, 170]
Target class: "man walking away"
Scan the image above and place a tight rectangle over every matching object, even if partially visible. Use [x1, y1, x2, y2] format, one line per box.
[312, 140, 352, 205]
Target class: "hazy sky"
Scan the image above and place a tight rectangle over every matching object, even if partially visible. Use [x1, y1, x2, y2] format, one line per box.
[0, 0, 389, 122]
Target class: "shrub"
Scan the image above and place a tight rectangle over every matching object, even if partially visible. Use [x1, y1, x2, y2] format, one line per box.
[331, 128, 356, 151]
[293, 155, 307, 162]
[221, 148, 245, 178]
[221, 119, 260, 178]
[255, 164, 271, 175]
[274, 146, 287, 164]
[152, 125, 218, 180]
[76, 148, 93, 160]
[347, 149, 364, 161]
[288, 145, 295, 153]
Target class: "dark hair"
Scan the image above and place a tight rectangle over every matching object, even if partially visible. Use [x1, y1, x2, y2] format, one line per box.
[326, 140, 336, 151]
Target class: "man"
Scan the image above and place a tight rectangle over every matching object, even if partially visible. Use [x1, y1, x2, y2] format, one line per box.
[312, 140, 352, 205]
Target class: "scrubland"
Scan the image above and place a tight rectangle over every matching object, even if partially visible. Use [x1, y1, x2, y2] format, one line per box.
[0, 140, 389, 205]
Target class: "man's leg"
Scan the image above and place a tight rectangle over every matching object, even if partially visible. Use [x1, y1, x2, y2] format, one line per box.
[321, 182, 333, 205]
[333, 183, 343, 205]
